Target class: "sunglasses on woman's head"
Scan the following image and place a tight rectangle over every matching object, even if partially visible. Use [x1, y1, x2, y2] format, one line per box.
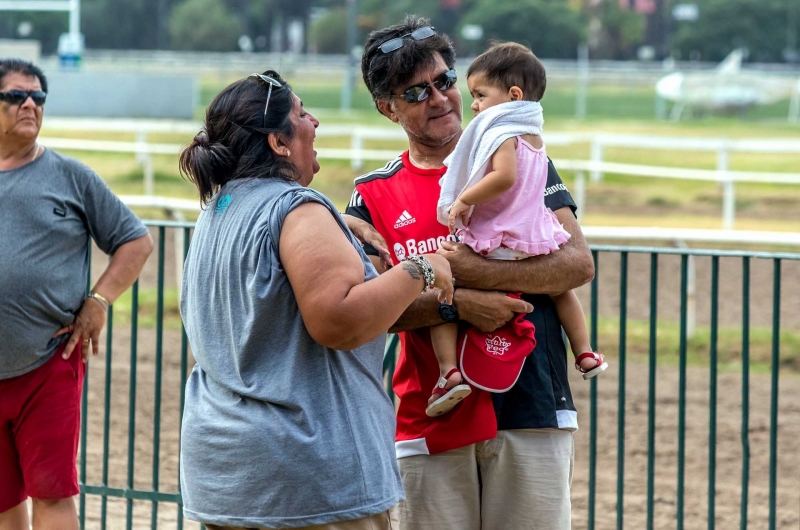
[0, 90, 47, 106]
[248, 73, 282, 129]
[392, 69, 457, 104]
[379, 26, 436, 54]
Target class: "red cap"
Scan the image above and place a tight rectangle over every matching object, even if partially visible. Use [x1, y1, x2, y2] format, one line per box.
[459, 296, 536, 393]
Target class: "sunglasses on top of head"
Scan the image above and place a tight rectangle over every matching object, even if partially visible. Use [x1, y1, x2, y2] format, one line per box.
[248, 73, 282, 129]
[391, 69, 457, 104]
[0, 90, 47, 106]
[378, 26, 436, 54]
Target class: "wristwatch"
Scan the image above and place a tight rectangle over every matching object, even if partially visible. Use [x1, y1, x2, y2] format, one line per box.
[438, 301, 459, 323]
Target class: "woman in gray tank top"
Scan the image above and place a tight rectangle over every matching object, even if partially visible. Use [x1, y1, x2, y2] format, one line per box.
[177, 71, 453, 530]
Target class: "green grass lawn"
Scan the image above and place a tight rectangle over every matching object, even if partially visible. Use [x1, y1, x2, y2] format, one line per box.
[41, 112, 800, 229]
[52, 85, 798, 372]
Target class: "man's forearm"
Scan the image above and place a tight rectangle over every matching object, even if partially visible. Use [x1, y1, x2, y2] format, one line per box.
[443, 209, 595, 295]
[389, 291, 442, 333]
[92, 234, 154, 303]
[464, 236, 593, 294]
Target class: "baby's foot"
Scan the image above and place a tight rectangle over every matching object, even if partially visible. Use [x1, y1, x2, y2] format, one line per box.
[579, 355, 600, 372]
[575, 351, 608, 380]
[425, 367, 472, 417]
[428, 368, 463, 406]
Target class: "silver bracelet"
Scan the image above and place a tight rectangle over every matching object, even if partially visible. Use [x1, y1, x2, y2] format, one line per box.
[87, 290, 110, 311]
[403, 255, 435, 293]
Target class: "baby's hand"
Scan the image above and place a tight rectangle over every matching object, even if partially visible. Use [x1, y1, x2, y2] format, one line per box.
[448, 199, 471, 234]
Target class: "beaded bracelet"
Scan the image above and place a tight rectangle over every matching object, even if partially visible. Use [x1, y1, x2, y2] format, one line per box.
[403, 255, 435, 293]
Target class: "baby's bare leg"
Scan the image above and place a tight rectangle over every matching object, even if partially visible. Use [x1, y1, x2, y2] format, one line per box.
[551, 290, 591, 359]
[430, 322, 459, 377]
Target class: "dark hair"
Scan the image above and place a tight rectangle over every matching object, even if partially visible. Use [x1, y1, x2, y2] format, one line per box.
[361, 15, 456, 109]
[466, 42, 546, 102]
[179, 70, 296, 205]
[0, 58, 48, 93]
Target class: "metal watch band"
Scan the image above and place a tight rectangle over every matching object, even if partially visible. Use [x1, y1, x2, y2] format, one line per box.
[403, 255, 435, 293]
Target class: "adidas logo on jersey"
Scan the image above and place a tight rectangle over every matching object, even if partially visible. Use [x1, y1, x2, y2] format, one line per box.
[393, 210, 416, 229]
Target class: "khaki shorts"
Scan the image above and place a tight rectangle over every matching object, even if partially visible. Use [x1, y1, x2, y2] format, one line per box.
[205, 510, 395, 530]
[393, 429, 574, 530]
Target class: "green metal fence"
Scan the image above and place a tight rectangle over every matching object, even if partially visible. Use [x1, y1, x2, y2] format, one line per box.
[76, 222, 800, 529]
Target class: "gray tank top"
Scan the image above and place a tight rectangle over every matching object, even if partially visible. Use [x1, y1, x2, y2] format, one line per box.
[179, 178, 402, 528]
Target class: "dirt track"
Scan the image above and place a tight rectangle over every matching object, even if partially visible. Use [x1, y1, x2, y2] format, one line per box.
[74, 231, 799, 529]
[75, 328, 800, 529]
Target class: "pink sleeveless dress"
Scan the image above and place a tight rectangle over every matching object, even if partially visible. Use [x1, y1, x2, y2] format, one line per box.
[458, 137, 570, 259]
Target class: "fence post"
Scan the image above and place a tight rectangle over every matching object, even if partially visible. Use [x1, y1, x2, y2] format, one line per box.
[789, 80, 800, 124]
[168, 211, 187, 295]
[617, 252, 628, 529]
[718, 147, 735, 230]
[135, 130, 156, 196]
[590, 138, 603, 182]
[740, 257, 751, 529]
[575, 43, 589, 120]
[351, 130, 364, 171]
[574, 171, 586, 221]
[675, 240, 697, 338]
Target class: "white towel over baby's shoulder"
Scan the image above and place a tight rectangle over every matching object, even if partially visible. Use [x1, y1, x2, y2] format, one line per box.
[437, 100, 544, 227]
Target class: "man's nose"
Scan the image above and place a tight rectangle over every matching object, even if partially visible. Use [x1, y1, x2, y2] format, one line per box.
[20, 96, 37, 109]
[426, 85, 448, 106]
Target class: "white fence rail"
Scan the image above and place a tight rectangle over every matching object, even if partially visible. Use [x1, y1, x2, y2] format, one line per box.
[42, 119, 800, 228]
[118, 192, 800, 340]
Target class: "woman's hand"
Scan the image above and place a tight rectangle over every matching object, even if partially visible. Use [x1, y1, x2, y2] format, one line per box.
[424, 254, 454, 305]
[447, 198, 471, 235]
[342, 214, 393, 269]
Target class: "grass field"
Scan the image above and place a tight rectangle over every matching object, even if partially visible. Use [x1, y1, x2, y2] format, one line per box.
[39, 81, 800, 373]
[41, 108, 800, 234]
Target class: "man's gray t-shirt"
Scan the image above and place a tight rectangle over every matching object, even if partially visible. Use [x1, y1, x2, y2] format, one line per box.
[179, 178, 402, 528]
[0, 148, 148, 379]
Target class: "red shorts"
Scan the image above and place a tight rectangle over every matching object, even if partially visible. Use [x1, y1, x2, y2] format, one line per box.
[0, 341, 84, 513]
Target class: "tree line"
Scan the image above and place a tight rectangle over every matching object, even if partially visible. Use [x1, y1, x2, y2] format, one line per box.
[0, 0, 797, 63]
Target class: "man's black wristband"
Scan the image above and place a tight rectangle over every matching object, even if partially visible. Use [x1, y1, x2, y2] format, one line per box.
[438, 291, 459, 323]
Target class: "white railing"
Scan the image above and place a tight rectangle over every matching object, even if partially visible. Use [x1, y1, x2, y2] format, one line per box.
[41, 119, 800, 229]
[119, 191, 800, 339]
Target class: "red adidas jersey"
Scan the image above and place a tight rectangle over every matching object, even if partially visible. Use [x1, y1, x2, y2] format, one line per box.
[346, 151, 497, 457]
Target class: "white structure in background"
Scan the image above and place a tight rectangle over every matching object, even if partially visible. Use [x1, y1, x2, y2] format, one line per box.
[0, 39, 41, 62]
[0, 0, 83, 66]
[656, 48, 800, 121]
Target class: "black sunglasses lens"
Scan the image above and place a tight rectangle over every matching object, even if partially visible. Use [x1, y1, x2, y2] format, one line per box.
[3, 90, 47, 105]
[379, 26, 435, 54]
[410, 27, 436, 40]
[379, 38, 403, 54]
[401, 70, 456, 103]
[403, 86, 427, 103]
[5, 91, 27, 105]
[434, 71, 456, 91]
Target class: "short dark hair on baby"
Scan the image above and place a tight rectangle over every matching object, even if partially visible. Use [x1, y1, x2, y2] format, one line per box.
[466, 42, 546, 102]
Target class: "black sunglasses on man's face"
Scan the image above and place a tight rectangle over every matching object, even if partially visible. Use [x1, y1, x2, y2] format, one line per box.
[0, 90, 47, 106]
[392, 69, 457, 104]
[379, 26, 436, 54]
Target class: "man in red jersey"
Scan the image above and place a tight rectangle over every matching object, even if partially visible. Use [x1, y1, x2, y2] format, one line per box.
[346, 16, 596, 530]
